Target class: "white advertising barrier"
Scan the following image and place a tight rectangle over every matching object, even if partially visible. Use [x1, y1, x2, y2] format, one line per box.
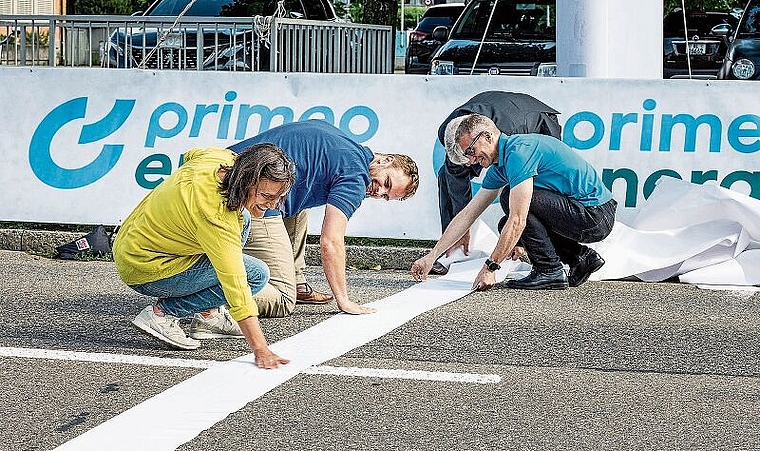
[2, 67, 759, 239]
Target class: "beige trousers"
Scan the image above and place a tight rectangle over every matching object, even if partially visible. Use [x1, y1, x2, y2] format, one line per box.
[243, 209, 309, 317]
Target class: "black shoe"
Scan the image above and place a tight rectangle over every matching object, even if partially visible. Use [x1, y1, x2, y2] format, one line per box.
[568, 248, 605, 287]
[429, 261, 449, 275]
[506, 268, 568, 290]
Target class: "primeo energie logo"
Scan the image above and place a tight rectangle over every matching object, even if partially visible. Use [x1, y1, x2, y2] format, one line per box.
[28, 92, 380, 190]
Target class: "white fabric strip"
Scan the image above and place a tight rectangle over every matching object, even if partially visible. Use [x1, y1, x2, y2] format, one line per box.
[592, 177, 760, 289]
[55, 221, 515, 451]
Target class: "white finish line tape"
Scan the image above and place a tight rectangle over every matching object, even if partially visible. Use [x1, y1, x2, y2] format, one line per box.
[53, 223, 515, 451]
[0, 347, 501, 384]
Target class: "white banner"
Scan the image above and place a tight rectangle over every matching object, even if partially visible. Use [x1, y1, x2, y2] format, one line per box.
[3, 67, 759, 239]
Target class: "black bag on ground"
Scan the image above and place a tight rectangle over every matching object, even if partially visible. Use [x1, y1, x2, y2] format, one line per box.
[55, 225, 114, 260]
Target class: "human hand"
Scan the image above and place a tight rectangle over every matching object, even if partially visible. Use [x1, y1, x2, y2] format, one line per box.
[411, 256, 435, 282]
[254, 348, 290, 369]
[445, 230, 471, 257]
[507, 246, 526, 261]
[472, 266, 496, 291]
[337, 299, 377, 315]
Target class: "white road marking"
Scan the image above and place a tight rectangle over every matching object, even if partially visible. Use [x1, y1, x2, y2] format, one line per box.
[0, 346, 218, 369]
[303, 365, 501, 384]
[0, 346, 500, 384]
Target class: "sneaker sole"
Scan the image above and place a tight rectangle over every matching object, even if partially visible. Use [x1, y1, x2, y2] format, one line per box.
[131, 319, 200, 350]
[188, 331, 245, 340]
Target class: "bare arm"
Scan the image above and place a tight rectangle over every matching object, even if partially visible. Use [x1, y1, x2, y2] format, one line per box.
[412, 187, 500, 281]
[471, 178, 533, 291]
[321, 204, 376, 314]
[238, 316, 289, 369]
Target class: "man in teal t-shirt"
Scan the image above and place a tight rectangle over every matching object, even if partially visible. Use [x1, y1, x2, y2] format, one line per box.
[412, 114, 617, 290]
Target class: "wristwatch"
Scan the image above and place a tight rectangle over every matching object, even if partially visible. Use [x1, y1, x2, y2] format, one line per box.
[484, 258, 501, 272]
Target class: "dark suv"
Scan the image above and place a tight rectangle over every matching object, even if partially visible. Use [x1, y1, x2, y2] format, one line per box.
[429, 0, 556, 76]
[404, 3, 465, 74]
[718, 0, 760, 80]
[663, 9, 738, 79]
[100, 0, 338, 71]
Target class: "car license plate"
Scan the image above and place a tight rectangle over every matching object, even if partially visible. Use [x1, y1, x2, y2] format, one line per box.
[687, 43, 706, 55]
[160, 32, 183, 49]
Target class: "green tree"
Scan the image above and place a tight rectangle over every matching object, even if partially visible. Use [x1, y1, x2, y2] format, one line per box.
[71, 0, 151, 15]
[664, 0, 744, 13]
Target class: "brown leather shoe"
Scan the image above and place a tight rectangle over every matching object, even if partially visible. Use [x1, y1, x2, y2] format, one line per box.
[296, 283, 333, 305]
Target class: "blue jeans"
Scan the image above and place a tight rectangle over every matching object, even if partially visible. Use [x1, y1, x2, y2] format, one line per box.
[500, 188, 617, 272]
[129, 209, 269, 317]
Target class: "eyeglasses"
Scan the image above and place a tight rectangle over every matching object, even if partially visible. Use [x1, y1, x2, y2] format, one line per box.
[463, 131, 485, 157]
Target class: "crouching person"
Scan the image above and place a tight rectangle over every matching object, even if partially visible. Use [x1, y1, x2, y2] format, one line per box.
[113, 144, 295, 369]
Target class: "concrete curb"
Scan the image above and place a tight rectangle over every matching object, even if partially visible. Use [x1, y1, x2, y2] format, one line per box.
[0, 228, 430, 271]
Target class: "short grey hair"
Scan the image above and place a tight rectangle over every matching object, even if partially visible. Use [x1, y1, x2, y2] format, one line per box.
[446, 114, 496, 166]
[444, 116, 468, 166]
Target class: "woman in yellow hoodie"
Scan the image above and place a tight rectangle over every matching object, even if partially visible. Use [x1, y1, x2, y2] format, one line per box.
[114, 143, 295, 369]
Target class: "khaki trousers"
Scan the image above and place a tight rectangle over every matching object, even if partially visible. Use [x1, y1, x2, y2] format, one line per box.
[243, 209, 309, 317]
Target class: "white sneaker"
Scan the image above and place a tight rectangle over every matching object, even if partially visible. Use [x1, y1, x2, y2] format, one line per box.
[189, 306, 244, 339]
[131, 305, 201, 350]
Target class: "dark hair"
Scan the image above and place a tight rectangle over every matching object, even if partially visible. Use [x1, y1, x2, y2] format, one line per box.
[219, 143, 295, 211]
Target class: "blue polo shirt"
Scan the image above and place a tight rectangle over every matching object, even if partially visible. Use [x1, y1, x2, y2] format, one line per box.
[481, 133, 612, 207]
[228, 120, 374, 219]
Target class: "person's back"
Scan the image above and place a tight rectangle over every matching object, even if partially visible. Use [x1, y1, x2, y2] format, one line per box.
[114, 148, 239, 285]
[488, 133, 612, 207]
[229, 120, 373, 219]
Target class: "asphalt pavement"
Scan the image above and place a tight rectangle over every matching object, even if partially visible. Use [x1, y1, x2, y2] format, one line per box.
[2, 249, 760, 450]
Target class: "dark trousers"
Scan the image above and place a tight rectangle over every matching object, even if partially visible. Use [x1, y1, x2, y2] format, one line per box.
[437, 157, 483, 231]
[500, 188, 617, 272]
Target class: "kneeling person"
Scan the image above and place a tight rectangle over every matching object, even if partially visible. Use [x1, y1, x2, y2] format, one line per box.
[114, 144, 295, 369]
[411, 114, 616, 290]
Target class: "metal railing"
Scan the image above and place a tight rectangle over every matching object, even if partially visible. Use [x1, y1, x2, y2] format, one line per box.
[271, 18, 393, 73]
[0, 14, 393, 74]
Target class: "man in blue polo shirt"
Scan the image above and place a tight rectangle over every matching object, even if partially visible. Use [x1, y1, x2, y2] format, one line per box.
[411, 114, 616, 290]
[230, 120, 419, 315]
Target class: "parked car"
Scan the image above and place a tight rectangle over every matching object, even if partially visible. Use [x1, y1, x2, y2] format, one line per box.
[662, 9, 739, 79]
[428, 0, 556, 76]
[100, 0, 339, 71]
[404, 3, 465, 74]
[718, 0, 760, 80]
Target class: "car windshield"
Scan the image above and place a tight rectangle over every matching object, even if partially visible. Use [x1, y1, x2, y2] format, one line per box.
[663, 11, 735, 38]
[450, 0, 555, 41]
[416, 16, 457, 33]
[145, 0, 333, 20]
[737, 1, 760, 36]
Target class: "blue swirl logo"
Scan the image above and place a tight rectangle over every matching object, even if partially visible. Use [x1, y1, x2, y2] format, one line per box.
[29, 97, 135, 189]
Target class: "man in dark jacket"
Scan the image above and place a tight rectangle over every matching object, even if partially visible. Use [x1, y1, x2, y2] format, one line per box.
[432, 91, 562, 274]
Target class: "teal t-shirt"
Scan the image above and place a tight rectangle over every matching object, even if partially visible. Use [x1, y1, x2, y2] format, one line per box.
[481, 134, 612, 207]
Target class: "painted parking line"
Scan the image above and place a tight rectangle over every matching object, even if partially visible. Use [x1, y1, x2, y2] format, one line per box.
[0, 346, 501, 384]
[303, 365, 501, 384]
[0, 346, 217, 369]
